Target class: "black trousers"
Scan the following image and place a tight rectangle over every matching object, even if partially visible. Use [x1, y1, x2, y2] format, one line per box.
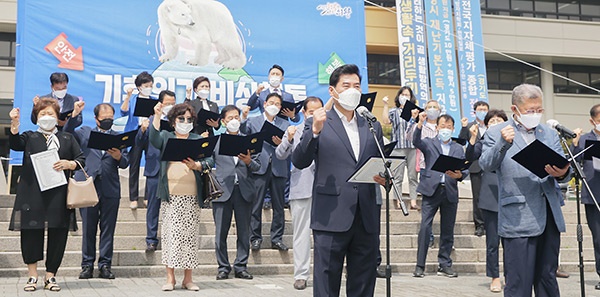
[585, 204, 600, 277]
[128, 136, 147, 201]
[481, 209, 500, 278]
[470, 172, 484, 228]
[21, 228, 69, 274]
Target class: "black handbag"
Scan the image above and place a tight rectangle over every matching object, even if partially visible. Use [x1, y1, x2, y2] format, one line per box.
[203, 168, 224, 202]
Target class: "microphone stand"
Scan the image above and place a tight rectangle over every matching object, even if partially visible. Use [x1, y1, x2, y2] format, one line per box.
[558, 132, 599, 297]
[366, 120, 409, 297]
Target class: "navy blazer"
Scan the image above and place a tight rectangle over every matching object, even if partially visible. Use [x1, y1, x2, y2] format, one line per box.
[67, 126, 129, 199]
[413, 127, 468, 203]
[292, 109, 383, 234]
[31, 93, 83, 129]
[480, 119, 569, 238]
[185, 98, 219, 136]
[240, 114, 290, 177]
[247, 89, 300, 122]
[213, 134, 261, 203]
[572, 130, 600, 205]
[136, 115, 161, 178]
[459, 121, 482, 173]
[466, 139, 498, 212]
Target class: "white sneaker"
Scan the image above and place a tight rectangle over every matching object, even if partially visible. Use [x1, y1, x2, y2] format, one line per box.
[130, 201, 138, 210]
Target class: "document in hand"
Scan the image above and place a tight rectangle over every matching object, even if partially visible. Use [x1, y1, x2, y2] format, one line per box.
[584, 140, 600, 160]
[159, 119, 174, 132]
[347, 156, 405, 183]
[197, 109, 221, 125]
[88, 130, 138, 151]
[358, 92, 377, 112]
[511, 139, 569, 179]
[279, 100, 304, 118]
[218, 132, 264, 156]
[30, 149, 67, 191]
[383, 141, 398, 157]
[260, 121, 285, 146]
[431, 155, 470, 173]
[161, 135, 219, 161]
[133, 98, 158, 117]
[400, 100, 424, 123]
[58, 109, 74, 121]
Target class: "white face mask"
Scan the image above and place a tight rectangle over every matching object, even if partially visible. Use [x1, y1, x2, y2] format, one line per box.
[593, 120, 600, 132]
[226, 119, 240, 133]
[426, 108, 440, 120]
[269, 76, 281, 88]
[175, 122, 193, 135]
[53, 89, 67, 99]
[162, 104, 173, 116]
[139, 87, 152, 97]
[398, 95, 409, 106]
[265, 105, 280, 117]
[333, 88, 361, 111]
[37, 115, 57, 131]
[196, 89, 210, 99]
[438, 128, 452, 142]
[516, 109, 542, 130]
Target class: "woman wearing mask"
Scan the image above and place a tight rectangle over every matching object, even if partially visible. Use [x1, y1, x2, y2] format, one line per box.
[465, 109, 507, 293]
[185, 76, 219, 137]
[149, 102, 214, 291]
[381, 86, 420, 210]
[9, 98, 85, 292]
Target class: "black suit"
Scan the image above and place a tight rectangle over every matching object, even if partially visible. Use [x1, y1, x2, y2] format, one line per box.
[66, 125, 129, 269]
[30, 93, 83, 130]
[185, 98, 219, 136]
[293, 108, 383, 297]
[459, 122, 484, 229]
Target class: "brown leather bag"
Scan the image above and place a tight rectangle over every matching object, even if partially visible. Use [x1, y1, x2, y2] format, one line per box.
[66, 160, 99, 209]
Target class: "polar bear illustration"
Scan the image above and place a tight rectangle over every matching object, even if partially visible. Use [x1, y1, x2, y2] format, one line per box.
[157, 0, 247, 69]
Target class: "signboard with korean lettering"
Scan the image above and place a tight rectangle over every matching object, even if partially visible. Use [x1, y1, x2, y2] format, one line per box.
[454, 0, 489, 120]
[12, 0, 368, 164]
[396, 0, 429, 106]
[424, 0, 461, 133]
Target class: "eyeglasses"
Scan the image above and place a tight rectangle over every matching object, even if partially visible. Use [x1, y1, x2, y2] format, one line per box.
[517, 108, 544, 115]
[176, 117, 193, 123]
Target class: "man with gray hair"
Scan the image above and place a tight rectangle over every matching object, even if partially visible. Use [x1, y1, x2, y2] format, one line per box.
[480, 83, 571, 296]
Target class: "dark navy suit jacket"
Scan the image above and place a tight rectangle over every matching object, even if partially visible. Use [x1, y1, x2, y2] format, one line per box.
[136, 115, 161, 178]
[247, 89, 300, 122]
[67, 125, 129, 199]
[292, 109, 383, 233]
[572, 130, 600, 205]
[240, 114, 290, 178]
[466, 138, 498, 212]
[31, 93, 82, 129]
[413, 127, 468, 203]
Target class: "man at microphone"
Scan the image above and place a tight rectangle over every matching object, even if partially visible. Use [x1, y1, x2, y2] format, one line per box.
[293, 64, 385, 297]
[480, 83, 571, 296]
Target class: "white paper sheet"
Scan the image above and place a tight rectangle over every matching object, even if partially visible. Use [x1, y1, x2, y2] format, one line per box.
[30, 149, 67, 191]
[347, 157, 405, 184]
[593, 156, 600, 172]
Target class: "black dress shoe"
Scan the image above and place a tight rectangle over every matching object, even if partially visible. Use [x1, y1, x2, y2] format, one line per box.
[271, 241, 289, 251]
[475, 226, 485, 237]
[376, 266, 386, 278]
[263, 201, 272, 209]
[216, 271, 229, 280]
[251, 240, 261, 251]
[79, 266, 93, 279]
[595, 281, 600, 290]
[98, 266, 115, 279]
[413, 266, 425, 278]
[145, 243, 157, 253]
[235, 270, 253, 280]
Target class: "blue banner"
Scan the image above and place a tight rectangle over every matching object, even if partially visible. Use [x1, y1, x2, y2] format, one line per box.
[424, 0, 461, 133]
[13, 0, 368, 164]
[454, 0, 489, 121]
[396, 0, 429, 106]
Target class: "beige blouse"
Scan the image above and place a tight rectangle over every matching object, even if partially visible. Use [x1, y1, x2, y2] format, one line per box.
[167, 161, 197, 196]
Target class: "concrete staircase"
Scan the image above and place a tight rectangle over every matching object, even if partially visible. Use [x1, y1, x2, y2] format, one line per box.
[0, 185, 595, 277]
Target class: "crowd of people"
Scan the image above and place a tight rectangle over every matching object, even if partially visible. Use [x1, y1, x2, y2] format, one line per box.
[7, 66, 600, 297]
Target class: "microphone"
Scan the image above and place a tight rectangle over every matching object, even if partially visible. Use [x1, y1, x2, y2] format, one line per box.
[546, 119, 577, 138]
[356, 106, 377, 123]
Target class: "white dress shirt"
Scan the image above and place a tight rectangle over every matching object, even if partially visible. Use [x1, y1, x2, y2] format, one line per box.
[333, 105, 360, 160]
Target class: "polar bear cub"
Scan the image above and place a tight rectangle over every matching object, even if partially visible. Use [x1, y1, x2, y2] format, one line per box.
[157, 0, 246, 69]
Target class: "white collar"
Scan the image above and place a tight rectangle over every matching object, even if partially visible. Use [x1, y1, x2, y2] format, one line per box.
[333, 105, 356, 123]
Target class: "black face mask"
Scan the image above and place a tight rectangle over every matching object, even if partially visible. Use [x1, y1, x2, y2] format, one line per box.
[98, 118, 114, 130]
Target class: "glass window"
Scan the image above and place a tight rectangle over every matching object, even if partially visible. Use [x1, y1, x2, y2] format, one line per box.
[535, 1, 557, 13]
[481, 0, 600, 22]
[582, 4, 600, 17]
[513, 0, 534, 11]
[558, 1, 579, 15]
[489, 0, 510, 9]
[486, 61, 541, 90]
[367, 54, 401, 86]
[553, 64, 600, 94]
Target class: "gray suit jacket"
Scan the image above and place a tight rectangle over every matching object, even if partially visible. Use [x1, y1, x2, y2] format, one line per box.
[480, 119, 569, 238]
[276, 121, 315, 200]
[240, 114, 290, 177]
[572, 130, 600, 205]
[292, 109, 383, 233]
[213, 135, 261, 203]
[412, 127, 468, 202]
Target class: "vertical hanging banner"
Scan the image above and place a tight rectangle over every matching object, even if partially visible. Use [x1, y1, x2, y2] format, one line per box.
[424, 0, 461, 133]
[454, 0, 489, 121]
[396, 0, 429, 107]
[12, 0, 368, 164]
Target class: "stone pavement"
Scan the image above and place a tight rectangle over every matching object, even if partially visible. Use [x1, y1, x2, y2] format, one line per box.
[0, 273, 597, 297]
